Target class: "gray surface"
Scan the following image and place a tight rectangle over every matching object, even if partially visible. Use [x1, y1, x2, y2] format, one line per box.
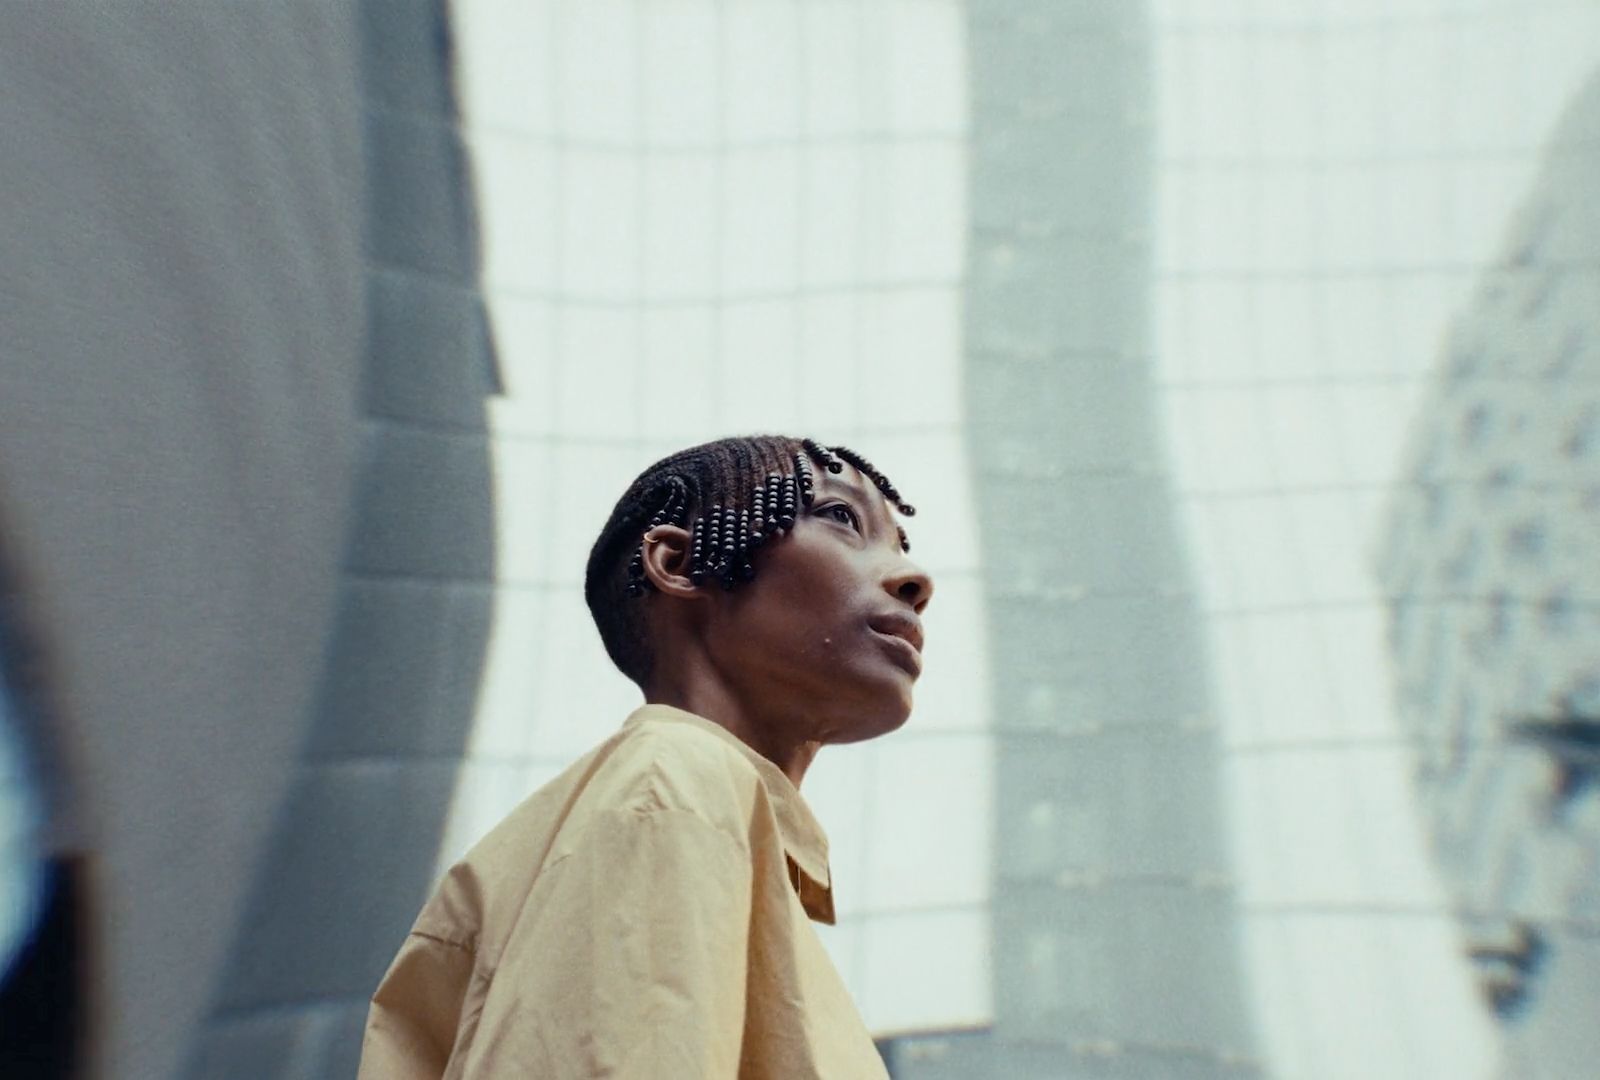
[185, 1000, 369, 1080]
[212, 761, 464, 1013]
[0, 3, 367, 1077]
[305, 580, 495, 761]
[366, 268, 498, 430]
[989, 594, 1212, 727]
[981, 472, 1191, 597]
[346, 423, 497, 580]
[994, 883, 1255, 1050]
[364, 110, 479, 282]
[182, 0, 498, 1075]
[927, 1, 1262, 1076]
[995, 729, 1230, 882]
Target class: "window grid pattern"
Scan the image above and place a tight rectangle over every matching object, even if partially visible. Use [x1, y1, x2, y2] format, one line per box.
[443, 0, 993, 1036]
[1153, 1, 1600, 1077]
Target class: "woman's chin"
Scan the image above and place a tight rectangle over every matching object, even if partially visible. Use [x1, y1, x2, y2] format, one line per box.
[836, 690, 915, 743]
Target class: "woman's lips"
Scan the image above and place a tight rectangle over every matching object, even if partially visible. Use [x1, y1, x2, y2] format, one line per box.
[871, 627, 923, 677]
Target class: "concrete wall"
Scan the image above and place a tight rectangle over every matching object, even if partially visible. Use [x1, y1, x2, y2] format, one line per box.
[922, 2, 1262, 1076]
[181, 2, 499, 1077]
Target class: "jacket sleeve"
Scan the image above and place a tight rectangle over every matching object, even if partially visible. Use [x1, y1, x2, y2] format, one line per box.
[359, 930, 477, 1080]
[456, 806, 754, 1079]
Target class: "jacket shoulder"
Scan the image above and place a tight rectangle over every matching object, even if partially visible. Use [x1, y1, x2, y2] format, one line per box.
[591, 717, 764, 824]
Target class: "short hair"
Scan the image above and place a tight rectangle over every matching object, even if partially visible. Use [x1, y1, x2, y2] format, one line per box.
[584, 434, 914, 688]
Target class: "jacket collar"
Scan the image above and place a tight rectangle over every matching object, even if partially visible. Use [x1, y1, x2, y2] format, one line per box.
[624, 703, 837, 924]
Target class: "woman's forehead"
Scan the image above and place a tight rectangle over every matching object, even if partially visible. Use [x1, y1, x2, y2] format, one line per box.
[815, 464, 878, 508]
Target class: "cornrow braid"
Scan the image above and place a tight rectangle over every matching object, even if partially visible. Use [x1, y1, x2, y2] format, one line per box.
[584, 434, 916, 687]
[802, 437, 844, 475]
[623, 475, 690, 597]
[794, 450, 816, 506]
[705, 504, 724, 582]
[763, 472, 782, 533]
[689, 514, 708, 586]
[778, 472, 798, 531]
[750, 476, 769, 546]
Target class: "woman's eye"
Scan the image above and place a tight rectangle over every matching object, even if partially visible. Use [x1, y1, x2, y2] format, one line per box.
[823, 504, 860, 530]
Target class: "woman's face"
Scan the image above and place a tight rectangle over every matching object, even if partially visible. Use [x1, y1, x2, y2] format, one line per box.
[701, 464, 934, 744]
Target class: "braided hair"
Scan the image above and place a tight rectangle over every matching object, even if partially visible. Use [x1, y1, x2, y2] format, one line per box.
[584, 434, 915, 688]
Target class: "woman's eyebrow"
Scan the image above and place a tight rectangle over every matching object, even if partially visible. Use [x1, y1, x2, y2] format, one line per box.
[817, 472, 901, 538]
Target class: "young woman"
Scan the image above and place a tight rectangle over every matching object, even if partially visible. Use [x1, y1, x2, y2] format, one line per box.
[360, 435, 933, 1078]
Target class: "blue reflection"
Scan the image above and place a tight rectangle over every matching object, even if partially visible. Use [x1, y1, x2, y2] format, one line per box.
[0, 644, 44, 985]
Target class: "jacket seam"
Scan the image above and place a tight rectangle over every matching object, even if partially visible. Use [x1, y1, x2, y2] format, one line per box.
[411, 929, 479, 954]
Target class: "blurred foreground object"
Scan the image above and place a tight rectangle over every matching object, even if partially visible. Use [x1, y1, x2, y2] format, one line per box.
[0, 2, 366, 1076]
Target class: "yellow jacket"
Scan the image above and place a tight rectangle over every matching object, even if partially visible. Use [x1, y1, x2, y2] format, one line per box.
[358, 704, 887, 1079]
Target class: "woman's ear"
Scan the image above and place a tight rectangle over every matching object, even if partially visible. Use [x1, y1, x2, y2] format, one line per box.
[639, 524, 701, 599]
